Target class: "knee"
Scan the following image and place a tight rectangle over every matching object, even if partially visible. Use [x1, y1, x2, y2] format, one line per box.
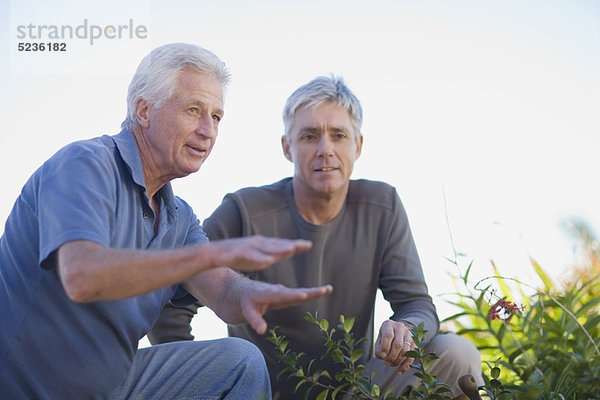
[425, 333, 484, 392]
[225, 337, 265, 363]
[427, 333, 481, 369]
[219, 337, 267, 372]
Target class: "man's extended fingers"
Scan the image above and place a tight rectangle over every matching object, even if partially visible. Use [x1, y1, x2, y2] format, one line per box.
[242, 301, 268, 335]
[306, 284, 333, 298]
[257, 237, 312, 256]
[262, 285, 333, 310]
[216, 236, 313, 272]
[257, 239, 312, 265]
[243, 284, 333, 334]
[395, 356, 414, 375]
[375, 322, 394, 358]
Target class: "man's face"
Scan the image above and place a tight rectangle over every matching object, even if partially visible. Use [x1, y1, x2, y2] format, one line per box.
[282, 102, 363, 199]
[139, 68, 224, 180]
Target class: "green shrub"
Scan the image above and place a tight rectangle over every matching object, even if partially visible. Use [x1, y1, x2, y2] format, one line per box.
[268, 315, 456, 399]
[266, 221, 600, 399]
[443, 222, 600, 399]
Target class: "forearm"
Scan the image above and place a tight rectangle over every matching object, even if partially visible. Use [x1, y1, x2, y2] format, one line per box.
[58, 235, 310, 302]
[391, 299, 440, 341]
[182, 267, 248, 325]
[58, 240, 217, 302]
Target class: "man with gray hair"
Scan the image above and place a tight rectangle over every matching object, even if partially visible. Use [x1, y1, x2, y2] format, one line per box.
[153, 75, 483, 399]
[0, 43, 332, 399]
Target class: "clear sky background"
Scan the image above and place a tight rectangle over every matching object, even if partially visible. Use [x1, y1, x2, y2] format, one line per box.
[1, 0, 599, 343]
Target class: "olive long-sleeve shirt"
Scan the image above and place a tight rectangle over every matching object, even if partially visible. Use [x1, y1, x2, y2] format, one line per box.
[203, 178, 439, 399]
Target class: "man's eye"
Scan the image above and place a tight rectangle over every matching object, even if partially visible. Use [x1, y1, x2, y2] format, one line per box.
[188, 107, 199, 115]
[212, 114, 222, 122]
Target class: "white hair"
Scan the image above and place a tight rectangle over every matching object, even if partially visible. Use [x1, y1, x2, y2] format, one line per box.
[122, 43, 230, 130]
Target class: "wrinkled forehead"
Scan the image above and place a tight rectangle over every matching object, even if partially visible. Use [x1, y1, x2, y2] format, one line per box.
[171, 68, 225, 107]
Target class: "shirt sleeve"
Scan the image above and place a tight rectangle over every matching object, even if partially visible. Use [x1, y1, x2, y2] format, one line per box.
[37, 144, 117, 268]
[180, 197, 210, 246]
[202, 193, 245, 241]
[379, 191, 440, 341]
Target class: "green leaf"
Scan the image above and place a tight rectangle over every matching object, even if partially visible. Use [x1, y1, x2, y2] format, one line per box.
[305, 312, 318, 324]
[320, 318, 330, 331]
[334, 370, 348, 382]
[306, 359, 315, 375]
[294, 379, 307, 393]
[530, 257, 554, 291]
[440, 311, 474, 323]
[315, 389, 329, 400]
[491, 261, 512, 298]
[371, 383, 381, 397]
[331, 349, 345, 363]
[303, 387, 312, 400]
[350, 349, 363, 363]
[463, 260, 474, 284]
[343, 316, 355, 333]
[584, 313, 600, 330]
[330, 386, 342, 399]
[491, 366, 501, 379]
[404, 350, 419, 359]
[576, 297, 600, 316]
[280, 341, 289, 352]
[356, 379, 371, 393]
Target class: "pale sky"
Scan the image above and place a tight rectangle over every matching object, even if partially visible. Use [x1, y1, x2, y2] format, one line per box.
[1, 0, 599, 342]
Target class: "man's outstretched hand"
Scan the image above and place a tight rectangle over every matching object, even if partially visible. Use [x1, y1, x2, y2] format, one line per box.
[238, 280, 333, 334]
[208, 235, 313, 272]
[185, 235, 332, 334]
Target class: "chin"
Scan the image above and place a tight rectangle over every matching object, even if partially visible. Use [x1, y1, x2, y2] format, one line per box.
[179, 164, 202, 177]
[313, 184, 345, 196]
[191, 159, 206, 171]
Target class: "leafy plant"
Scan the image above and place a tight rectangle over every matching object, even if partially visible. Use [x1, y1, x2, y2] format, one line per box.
[442, 222, 600, 399]
[266, 218, 600, 399]
[268, 314, 461, 399]
[479, 359, 512, 400]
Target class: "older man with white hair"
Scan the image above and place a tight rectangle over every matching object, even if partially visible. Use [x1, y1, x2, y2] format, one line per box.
[0, 43, 331, 399]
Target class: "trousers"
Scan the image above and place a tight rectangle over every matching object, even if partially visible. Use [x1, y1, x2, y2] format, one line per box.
[111, 338, 271, 400]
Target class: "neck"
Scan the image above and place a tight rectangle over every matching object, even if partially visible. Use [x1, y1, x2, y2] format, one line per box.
[292, 180, 348, 225]
[131, 126, 168, 199]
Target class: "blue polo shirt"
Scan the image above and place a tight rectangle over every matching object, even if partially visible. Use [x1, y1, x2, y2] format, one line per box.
[0, 129, 204, 398]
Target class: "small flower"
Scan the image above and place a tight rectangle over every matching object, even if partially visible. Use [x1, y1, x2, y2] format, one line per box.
[487, 299, 524, 322]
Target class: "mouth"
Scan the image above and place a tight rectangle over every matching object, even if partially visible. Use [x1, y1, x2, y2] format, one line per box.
[314, 167, 338, 172]
[186, 144, 208, 157]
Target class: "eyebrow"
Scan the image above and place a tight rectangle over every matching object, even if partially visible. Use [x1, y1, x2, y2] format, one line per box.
[298, 127, 318, 134]
[297, 126, 349, 134]
[188, 99, 224, 118]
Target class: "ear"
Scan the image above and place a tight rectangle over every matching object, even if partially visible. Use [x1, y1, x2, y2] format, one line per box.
[281, 135, 293, 162]
[355, 133, 364, 159]
[135, 98, 151, 128]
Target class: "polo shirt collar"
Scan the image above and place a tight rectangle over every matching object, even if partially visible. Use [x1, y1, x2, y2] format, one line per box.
[113, 128, 146, 189]
[112, 129, 177, 213]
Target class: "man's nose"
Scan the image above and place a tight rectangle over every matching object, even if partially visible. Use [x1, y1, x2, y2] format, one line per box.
[195, 114, 217, 140]
[317, 136, 334, 157]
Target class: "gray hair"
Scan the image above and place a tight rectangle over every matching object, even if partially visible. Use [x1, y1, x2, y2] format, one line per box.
[122, 43, 230, 130]
[282, 75, 363, 140]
